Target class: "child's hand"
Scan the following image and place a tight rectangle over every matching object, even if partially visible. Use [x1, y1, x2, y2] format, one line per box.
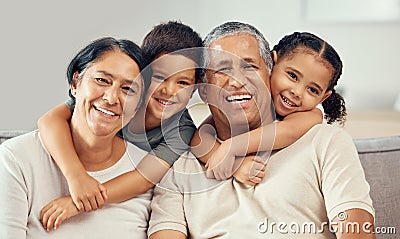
[233, 155, 266, 186]
[68, 172, 108, 212]
[205, 140, 236, 180]
[40, 196, 80, 232]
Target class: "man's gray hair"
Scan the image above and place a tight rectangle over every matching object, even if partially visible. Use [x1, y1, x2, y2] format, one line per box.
[203, 21, 273, 72]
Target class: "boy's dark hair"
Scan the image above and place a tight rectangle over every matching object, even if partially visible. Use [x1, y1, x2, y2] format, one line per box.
[273, 32, 346, 125]
[141, 21, 203, 81]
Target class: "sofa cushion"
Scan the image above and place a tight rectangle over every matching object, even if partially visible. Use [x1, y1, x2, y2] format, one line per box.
[355, 136, 400, 238]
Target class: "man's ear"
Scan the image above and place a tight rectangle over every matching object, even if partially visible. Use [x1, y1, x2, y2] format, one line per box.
[272, 50, 278, 63]
[198, 83, 207, 102]
[320, 90, 332, 103]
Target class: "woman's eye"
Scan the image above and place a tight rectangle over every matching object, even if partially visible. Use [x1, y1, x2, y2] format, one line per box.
[122, 86, 137, 95]
[95, 78, 109, 84]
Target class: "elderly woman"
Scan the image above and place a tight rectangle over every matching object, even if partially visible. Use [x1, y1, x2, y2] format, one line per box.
[0, 37, 151, 238]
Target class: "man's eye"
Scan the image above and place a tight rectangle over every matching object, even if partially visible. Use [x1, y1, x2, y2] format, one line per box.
[216, 67, 231, 73]
[243, 64, 257, 70]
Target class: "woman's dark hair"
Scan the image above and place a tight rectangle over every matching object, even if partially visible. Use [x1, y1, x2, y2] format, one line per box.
[67, 37, 146, 102]
[141, 20, 203, 81]
[273, 32, 346, 125]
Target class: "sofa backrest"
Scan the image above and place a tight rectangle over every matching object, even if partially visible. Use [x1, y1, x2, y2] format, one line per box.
[1, 130, 399, 237]
[355, 136, 400, 238]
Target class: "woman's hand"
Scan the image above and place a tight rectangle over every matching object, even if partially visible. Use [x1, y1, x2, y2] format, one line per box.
[40, 196, 81, 231]
[233, 155, 266, 186]
[67, 172, 108, 212]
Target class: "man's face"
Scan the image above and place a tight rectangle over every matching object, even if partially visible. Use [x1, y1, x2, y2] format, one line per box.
[201, 34, 272, 138]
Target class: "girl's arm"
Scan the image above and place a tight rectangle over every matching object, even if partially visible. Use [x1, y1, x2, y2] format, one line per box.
[37, 103, 106, 211]
[191, 108, 323, 180]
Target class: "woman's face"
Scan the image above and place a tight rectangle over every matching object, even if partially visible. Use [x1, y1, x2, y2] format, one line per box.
[72, 50, 143, 137]
[145, 53, 196, 123]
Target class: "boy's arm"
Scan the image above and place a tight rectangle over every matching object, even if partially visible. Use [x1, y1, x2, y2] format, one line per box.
[37, 103, 106, 211]
[102, 153, 170, 203]
[190, 116, 219, 165]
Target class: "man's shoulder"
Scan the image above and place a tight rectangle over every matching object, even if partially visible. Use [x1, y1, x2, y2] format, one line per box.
[306, 124, 349, 141]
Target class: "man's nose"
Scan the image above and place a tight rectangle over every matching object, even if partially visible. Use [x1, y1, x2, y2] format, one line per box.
[227, 71, 245, 89]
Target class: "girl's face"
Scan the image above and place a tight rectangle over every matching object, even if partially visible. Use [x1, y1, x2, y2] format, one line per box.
[145, 53, 196, 122]
[72, 51, 142, 137]
[270, 51, 332, 117]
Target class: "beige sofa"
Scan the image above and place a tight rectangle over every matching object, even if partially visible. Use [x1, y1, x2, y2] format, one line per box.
[1, 130, 399, 238]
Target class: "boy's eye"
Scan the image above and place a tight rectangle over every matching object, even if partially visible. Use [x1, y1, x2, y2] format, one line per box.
[177, 80, 190, 86]
[152, 74, 165, 81]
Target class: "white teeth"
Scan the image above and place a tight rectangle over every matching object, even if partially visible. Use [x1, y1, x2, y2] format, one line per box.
[95, 106, 116, 116]
[157, 99, 173, 106]
[282, 96, 295, 107]
[226, 94, 252, 102]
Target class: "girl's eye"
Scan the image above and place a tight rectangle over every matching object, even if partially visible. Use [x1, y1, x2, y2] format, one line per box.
[288, 72, 297, 81]
[308, 87, 319, 95]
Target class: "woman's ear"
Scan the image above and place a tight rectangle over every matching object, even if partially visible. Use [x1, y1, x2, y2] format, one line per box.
[272, 50, 278, 63]
[70, 72, 80, 95]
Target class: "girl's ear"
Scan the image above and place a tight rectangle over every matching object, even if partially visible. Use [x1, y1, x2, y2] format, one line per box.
[320, 90, 332, 103]
[272, 50, 278, 63]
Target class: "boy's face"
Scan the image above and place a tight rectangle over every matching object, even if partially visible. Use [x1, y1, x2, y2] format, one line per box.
[145, 53, 196, 122]
[270, 51, 332, 117]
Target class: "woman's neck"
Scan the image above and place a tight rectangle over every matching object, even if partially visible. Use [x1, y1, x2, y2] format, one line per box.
[70, 119, 125, 172]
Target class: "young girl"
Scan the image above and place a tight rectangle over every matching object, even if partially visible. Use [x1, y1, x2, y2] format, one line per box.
[191, 31, 346, 185]
[38, 21, 203, 230]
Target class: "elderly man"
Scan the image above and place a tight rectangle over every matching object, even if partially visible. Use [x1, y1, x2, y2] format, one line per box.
[148, 22, 375, 238]
[0, 37, 152, 238]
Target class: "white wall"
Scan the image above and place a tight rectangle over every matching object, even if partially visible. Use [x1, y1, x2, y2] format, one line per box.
[1, 0, 399, 130]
